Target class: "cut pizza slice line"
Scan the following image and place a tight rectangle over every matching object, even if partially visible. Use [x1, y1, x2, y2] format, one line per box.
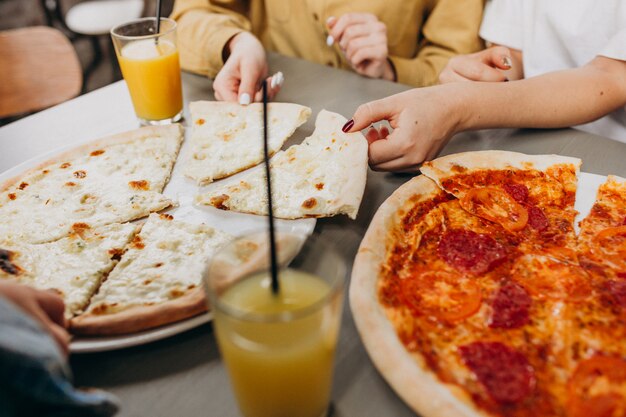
[195, 109, 369, 220]
[71, 213, 233, 335]
[184, 101, 312, 185]
[0, 222, 138, 318]
[0, 124, 184, 244]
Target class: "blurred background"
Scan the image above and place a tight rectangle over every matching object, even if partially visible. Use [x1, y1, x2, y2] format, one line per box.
[0, 0, 175, 93]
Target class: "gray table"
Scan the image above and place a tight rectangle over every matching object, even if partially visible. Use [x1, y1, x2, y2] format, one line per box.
[2, 53, 625, 417]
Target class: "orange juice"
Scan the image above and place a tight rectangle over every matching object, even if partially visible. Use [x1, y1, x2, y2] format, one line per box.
[117, 39, 182, 122]
[214, 269, 342, 417]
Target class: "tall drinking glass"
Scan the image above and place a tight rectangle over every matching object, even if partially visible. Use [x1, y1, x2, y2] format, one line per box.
[204, 232, 346, 417]
[110, 17, 183, 125]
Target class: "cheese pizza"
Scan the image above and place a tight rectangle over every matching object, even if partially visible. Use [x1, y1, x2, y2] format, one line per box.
[0, 125, 183, 244]
[196, 110, 368, 219]
[351, 151, 626, 417]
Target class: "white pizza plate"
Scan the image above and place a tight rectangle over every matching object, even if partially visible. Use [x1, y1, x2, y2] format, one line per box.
[0, 125, 316, 353]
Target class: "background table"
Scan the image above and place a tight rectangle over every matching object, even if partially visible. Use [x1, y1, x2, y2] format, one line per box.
[1, 53, 625, 417]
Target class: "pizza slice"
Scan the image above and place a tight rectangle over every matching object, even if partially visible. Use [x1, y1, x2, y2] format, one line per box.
[196, 110, 368, 219]
[0, 124, 183, 244]
[184, 101, 311, 185]
[0, 222, 137, 317]
[71, 213, 233, 335]
[421, 151, 582, 261]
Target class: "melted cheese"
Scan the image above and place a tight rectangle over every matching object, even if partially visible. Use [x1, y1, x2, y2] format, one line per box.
[184, 102, 311, 185]
[86, 214, 232, 313]
[0, 129, 181, 243]
[0, 223, 137, 317]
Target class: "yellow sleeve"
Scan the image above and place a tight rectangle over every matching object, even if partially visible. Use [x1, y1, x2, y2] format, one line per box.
[389, 0, 485, 87]
[170, 0, 251, 77]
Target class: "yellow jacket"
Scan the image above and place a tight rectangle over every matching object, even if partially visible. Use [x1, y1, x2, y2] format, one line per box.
[171, 0, 484, 87]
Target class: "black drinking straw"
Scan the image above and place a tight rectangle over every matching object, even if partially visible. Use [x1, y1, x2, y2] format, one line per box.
[155, 0, 162, 43]
[262, 80, 280, 295]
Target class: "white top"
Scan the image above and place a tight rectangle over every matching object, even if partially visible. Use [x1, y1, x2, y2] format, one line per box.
[480, 0, 626, 143]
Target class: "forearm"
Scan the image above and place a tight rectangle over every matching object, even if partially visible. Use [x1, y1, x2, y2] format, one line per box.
[456, 58, 626, 131]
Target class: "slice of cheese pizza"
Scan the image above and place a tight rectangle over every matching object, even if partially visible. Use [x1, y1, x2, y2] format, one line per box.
[71, 213, 233, 335]
[196, 110, 368, 219]
[184, 101, 311, 185]
[0, 222, 137, 317]
[0, 125, 183, 243]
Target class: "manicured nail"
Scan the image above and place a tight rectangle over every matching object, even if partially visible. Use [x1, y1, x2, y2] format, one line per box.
[326, 35, 334, 47]
[502, 56, 512, 69]
[270, 75, 278, 89]
[342, 119, 354, 133]
[326, 16, 336, 26]
[239, 93, 251, 105]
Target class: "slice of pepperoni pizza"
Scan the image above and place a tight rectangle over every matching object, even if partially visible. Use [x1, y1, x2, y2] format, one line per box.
[421, 151, 581, 263]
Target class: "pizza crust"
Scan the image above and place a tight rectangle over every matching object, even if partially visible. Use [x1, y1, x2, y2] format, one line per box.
[421, 150, 581, 196]
[70, 287, 207, 335]
[350, 175, 482, 417]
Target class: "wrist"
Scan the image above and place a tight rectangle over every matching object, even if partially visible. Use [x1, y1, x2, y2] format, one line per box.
[222, 31, 246, 62]
[444, 83, 475, 133]
[382, 58, 397, 81]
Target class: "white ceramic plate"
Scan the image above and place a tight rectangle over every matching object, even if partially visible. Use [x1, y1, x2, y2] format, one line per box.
[0, 125, 316, 353]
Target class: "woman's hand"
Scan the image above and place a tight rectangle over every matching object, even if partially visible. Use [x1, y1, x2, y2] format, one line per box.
[439, 46, 522, 83]
[327, 13, 395, 81]
[343, 85, 463, 172]
[213, 32, 283, 104]
[0, 281, 70, 355]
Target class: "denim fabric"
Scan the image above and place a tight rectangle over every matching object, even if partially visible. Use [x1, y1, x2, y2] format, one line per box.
[0, 297, 119, 417]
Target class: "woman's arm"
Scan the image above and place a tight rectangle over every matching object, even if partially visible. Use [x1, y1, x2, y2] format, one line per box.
[345, 56, 626, 171]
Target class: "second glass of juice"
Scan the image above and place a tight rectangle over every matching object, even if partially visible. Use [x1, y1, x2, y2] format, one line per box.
[204, 232, 346, 417]
[111, 17, 183, 125]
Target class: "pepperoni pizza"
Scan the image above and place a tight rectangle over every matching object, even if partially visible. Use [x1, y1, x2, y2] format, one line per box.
[351, 151, 626, 417]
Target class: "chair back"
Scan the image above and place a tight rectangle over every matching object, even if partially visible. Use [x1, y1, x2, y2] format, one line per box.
[0, 26, 82, 118]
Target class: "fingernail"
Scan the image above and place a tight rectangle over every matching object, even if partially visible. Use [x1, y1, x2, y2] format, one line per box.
[239, 93, 251, 105]
[342, 119, 354, 133]
[270, 75, 278, 89]
[502, 56, 512, 69]
[326, 16, 335, 25]
[275, 71, 284, 86]
[326, 35, 334, 47]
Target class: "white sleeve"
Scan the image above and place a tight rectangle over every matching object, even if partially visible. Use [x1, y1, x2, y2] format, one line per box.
[479, 0, 523, 50]
[599, 28, 626, 61]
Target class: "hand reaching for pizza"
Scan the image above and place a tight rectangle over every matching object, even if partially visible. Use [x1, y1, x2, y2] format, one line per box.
[213, 32, 283, 105]
[327, 14, 395, 81]
[439, 46, 523, 83]
[0, 281, 69, 355]
[343, 86, 459, 172]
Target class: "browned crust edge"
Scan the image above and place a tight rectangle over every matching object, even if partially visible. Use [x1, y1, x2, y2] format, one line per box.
[349, 174, 482, 417]
[1, 124, 184, 192]
[69, 286, 207, 336]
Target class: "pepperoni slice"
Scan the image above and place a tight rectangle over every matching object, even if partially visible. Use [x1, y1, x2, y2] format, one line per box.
[511, 255, 592, 302]
[438, 229, 508, 276]
[605, 280, 626, 308]
[527, 205, 549, 231]
[592, 226, 626, 271]
[459, 341, 535, 404]
[567, 356, 626, 417]
[401, 270, 482, 323]
[488, 281, 531, 329]
[503, 183, 529, 204]
[460, 188, 529, 232]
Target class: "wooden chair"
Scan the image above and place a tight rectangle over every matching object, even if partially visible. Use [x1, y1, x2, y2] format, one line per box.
[0, 26, 82, 119]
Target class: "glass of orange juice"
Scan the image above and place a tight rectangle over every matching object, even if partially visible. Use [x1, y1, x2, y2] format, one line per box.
[204, 232, 346, 417]
[111, 17, 183, 125]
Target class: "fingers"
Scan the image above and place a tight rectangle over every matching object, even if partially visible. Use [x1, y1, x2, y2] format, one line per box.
[445, 55, 509, 83]
[26, 295, 70, 356]
[345, 98, 397, 132]
[327, 13, 378, 45]
[483, 46, 513, 70]
[253, 72, 284, 102]
[37, 290, 67, 328]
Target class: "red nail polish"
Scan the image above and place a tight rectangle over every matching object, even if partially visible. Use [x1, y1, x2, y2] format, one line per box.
[342, 119, 355, 133]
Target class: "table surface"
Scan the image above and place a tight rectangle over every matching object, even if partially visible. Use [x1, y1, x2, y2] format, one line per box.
[1, 53, 625, 417]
